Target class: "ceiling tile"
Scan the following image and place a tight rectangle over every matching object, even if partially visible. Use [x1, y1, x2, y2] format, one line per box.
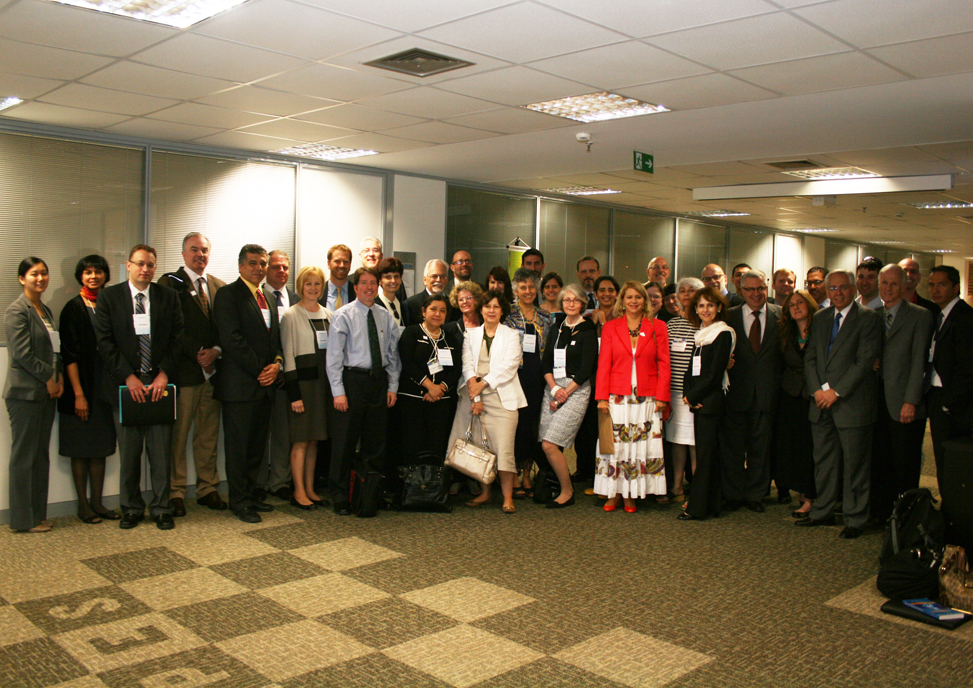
[192, 130, 302, 151]
[80, 62, 236, 100]
[105, 118, 223, 141]
[528, 41, 711, 90]
[0, 37, 114, 80]
[490, 177, 560, 189]
[418, 3, 625, 63]
[825, 147, 945, 166]
[606, 168, 703, 184]
[0, 101, 129, 128]
[728, 52, 907, 96]
[38, 83, 178, 116]
[0, 71, 64, 99]
[645, 13, 848, 71]
[314, 131, 435, 153]
[868, 32, 973, 79]
[132, 34, 307, 83]
[381, 121, 501, 144]
[255, 63, 413, 102]
[670, 161, 765, 177]
[196, 86, 339, 117]
[149, 102, 272, 129]
[793, 0, 973, 49]
[434, 66, 590, 107]
[238, 118, 357, 142]
[545, 172, 634, 186]
[297, 0, 514, 33]
[292, 104, 424, 130]
[918, 141, 973, 168]
[540, 0, 778, 39]
[356, 87, 495, 118]
[0, 1, 176, 56]
[618, 73, 776, 111]
[195, 0, 402, 61]
[443, 107, 574, 134]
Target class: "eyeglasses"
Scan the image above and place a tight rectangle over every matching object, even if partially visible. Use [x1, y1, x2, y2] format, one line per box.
[452, 259, 472, 266]
[361, 248, 381, 255]
[805, 279, 824, 287]
[457, 295, 476, 303]
[828, 284, 853, 292]
[561, 297, 583, 305]
[741, 286, 767, 293]
[130, 261, 156, 269]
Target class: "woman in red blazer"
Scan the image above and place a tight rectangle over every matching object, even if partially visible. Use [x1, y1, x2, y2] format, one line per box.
[594, 280, 671, 513]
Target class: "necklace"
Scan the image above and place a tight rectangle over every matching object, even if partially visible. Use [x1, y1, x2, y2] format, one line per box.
[420, 323, 442, 341]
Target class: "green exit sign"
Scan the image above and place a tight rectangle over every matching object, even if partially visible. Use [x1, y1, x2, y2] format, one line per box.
[634, 151, 654, 173]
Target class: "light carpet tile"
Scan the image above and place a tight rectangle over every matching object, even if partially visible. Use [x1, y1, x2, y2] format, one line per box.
[0, 556, 110, 603]
[826, 576, 973, 642]
[163, 530, 282, 566]
[383, 623, 543, 688]
[258, 572, 390, 617]
[290, 536, 405, 571]
[400, 577, 536, 623]
[50, 677, 110, 688]
[554, 627, 714, 688]
[0, 605, 45, 646]
[119, 567, 248, 610]
[217, 619, 372, 682]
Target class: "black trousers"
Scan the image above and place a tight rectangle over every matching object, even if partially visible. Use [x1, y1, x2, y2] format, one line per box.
[688, 411, 722, 519]
[719, 402, 773, 502]
[872, 395, 926, 521]
[329, 369, 388, 504]
[928, 387, 973, 498]
[399, 395, 456, 464]
[223, 396, 273, 513]
[573, 392, 599, 481]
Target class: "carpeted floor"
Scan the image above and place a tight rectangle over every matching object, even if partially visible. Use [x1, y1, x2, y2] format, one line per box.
[1, 441, 970, 688]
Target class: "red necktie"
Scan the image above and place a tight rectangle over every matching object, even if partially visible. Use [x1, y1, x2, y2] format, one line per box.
[255, 289, 269, 330]
[749, 311, 761, 353]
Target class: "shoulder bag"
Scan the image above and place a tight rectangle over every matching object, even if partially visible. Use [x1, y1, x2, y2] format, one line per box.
[446, 412, 497, 484]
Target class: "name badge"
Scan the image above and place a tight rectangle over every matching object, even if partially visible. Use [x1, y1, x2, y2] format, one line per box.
[260, 308, 271, 328]
[523, 333, 537, 353]
[554, 348, 567, 368]
[133, 313, 150, 335]
[674, 339, 687, 353]
[48, 329, 60, 354]
[692, 354, 701, 377]
[428, 359, 444, 375]
[437, 348, 454, 367]
[316, 329, 328, 349]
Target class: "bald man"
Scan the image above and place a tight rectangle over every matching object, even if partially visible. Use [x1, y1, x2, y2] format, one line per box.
[644, 257, 670, 289]
[897, 258, 936, 311]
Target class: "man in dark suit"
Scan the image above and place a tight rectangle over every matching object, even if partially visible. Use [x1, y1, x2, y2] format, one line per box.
[95, 244, 183, 530]
[720, 270, 783, 512]
[926, 265, 973, 498]
[259, 249, 299, 502]
[159, 232, 227, 517]
[899, 258, 937, 311]
[871, 264, 933, 521]
[212, 244, 283, 523]
[727, 263, 751, 307]
[799, 269, 882, 539]
[405, 259, 450, 324]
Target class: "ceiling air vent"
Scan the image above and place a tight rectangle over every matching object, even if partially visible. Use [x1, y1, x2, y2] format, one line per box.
[364, 49, 474, 77]
[764, 160, 825, 171]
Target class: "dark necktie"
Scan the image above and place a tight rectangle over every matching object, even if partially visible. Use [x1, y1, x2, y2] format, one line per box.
[926, 310, 945, 391]
[367, 308, 382, 369]
[828, 312, 842, 355]
[587, 292, 596, 309]
[135, 292, 151, 376]
[748, 310, 761, 353]
[274, 290, 283, 307]
[196, 278, 210, 317]
[884, 310, 893, 336]
[389, 300, 400, 322]
[255, 288, 270, 330]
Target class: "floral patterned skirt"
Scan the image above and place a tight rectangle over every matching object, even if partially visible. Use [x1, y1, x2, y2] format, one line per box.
[593, 393, 666, 499]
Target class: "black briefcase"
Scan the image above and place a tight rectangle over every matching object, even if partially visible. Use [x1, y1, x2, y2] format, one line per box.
[118, 385, 177, 426]
[943, 437, 973, 552]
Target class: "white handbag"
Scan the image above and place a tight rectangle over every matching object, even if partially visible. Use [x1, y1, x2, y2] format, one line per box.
[445, 413, 497, 485]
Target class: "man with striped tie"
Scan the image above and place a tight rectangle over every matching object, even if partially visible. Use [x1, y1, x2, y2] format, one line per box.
[94, 244, 183, 530]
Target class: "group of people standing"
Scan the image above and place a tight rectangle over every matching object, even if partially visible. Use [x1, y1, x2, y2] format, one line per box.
[5, 236, 968, 536]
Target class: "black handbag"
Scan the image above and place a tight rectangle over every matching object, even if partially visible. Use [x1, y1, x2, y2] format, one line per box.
[399, 459, 452, 512]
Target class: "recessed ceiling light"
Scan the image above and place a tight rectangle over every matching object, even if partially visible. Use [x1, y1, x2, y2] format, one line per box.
[906, 201, 973, 209]
[523, 92, 668, 123]
[45, 0, 249, 28]
[783, 167, 878, 180]
[687, 210, 750, 218]
[930, 249, 954, 253]
[539, 186, 622, 196]
[873, 240, 906, 245]
[792, 228, 839, 233]
[0, 96, 23, 111]
[274, 143, 378, 161]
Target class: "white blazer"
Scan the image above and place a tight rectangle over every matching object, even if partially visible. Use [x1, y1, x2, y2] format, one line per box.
[462, 324, 528, 411]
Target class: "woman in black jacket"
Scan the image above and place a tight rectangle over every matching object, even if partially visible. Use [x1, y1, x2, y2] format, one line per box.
[679, 287, 734, 522]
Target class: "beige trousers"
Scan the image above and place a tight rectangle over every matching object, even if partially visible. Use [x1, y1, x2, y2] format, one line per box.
[170, 381, 221, 499]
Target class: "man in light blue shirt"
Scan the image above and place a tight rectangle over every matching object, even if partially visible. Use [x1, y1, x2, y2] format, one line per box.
[326, 267, 401, 514]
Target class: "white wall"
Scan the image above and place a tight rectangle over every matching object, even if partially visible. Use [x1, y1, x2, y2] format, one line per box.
[391, 175, 447, 296]
[773, 234, 804, 289]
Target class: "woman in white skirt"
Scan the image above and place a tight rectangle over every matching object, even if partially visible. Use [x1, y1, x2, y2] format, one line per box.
[538, 284, 598, 508]
[446, 290, 527, 514]
[661, 277, 703, 504]
[594, 281, 671, 513]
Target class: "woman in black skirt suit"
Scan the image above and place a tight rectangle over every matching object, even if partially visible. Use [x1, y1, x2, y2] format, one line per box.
[679, 288, 734, 521]
[58, 254, 118, 523]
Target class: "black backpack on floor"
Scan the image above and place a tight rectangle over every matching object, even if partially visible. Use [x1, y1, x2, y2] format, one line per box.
[349, 457, 383, 518]
[876, 488, 946, 600]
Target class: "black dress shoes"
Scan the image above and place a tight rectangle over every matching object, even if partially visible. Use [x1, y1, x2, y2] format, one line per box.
[746, 501, 765, 513]
[546, 495, 575, 509]
[333, 502, 352, 516]
[722, 499, 743, 512]
[777, 491, 791, 504]
[677, 512, 703, 521]
[119, 512, 144, 529]
[290, 498, 317, 511]
[839, 526, 864, 539]
[234, 509, 261, 524]
[197, 492, 228, 510]
[172, 498, 187, 517]
[252, 501, 274, 513]
[155, 514, 175, 530]
[795, 515, 836, 527]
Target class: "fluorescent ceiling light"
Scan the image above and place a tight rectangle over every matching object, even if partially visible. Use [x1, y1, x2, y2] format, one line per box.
[693, 174, 954, 201]
[540, 186, 622, 196]
[791, 228, 838, 233]
[0, 96, 23, 111]
[930, 249, 954, 253]
[274, 143, 378, 161]
[523, 92, 668, 123]
[46, 0, 250, 28]
[906, 201, 973, 209]
[687, 210, 750, 218]
[783, 166, 877, 180]
[873, 240, 905, 245]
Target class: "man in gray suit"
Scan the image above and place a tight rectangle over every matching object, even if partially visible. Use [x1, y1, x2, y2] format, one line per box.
[799, 270, 882, 539]
[720, 270, 783, 512]
[871, 264, 933, 521]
